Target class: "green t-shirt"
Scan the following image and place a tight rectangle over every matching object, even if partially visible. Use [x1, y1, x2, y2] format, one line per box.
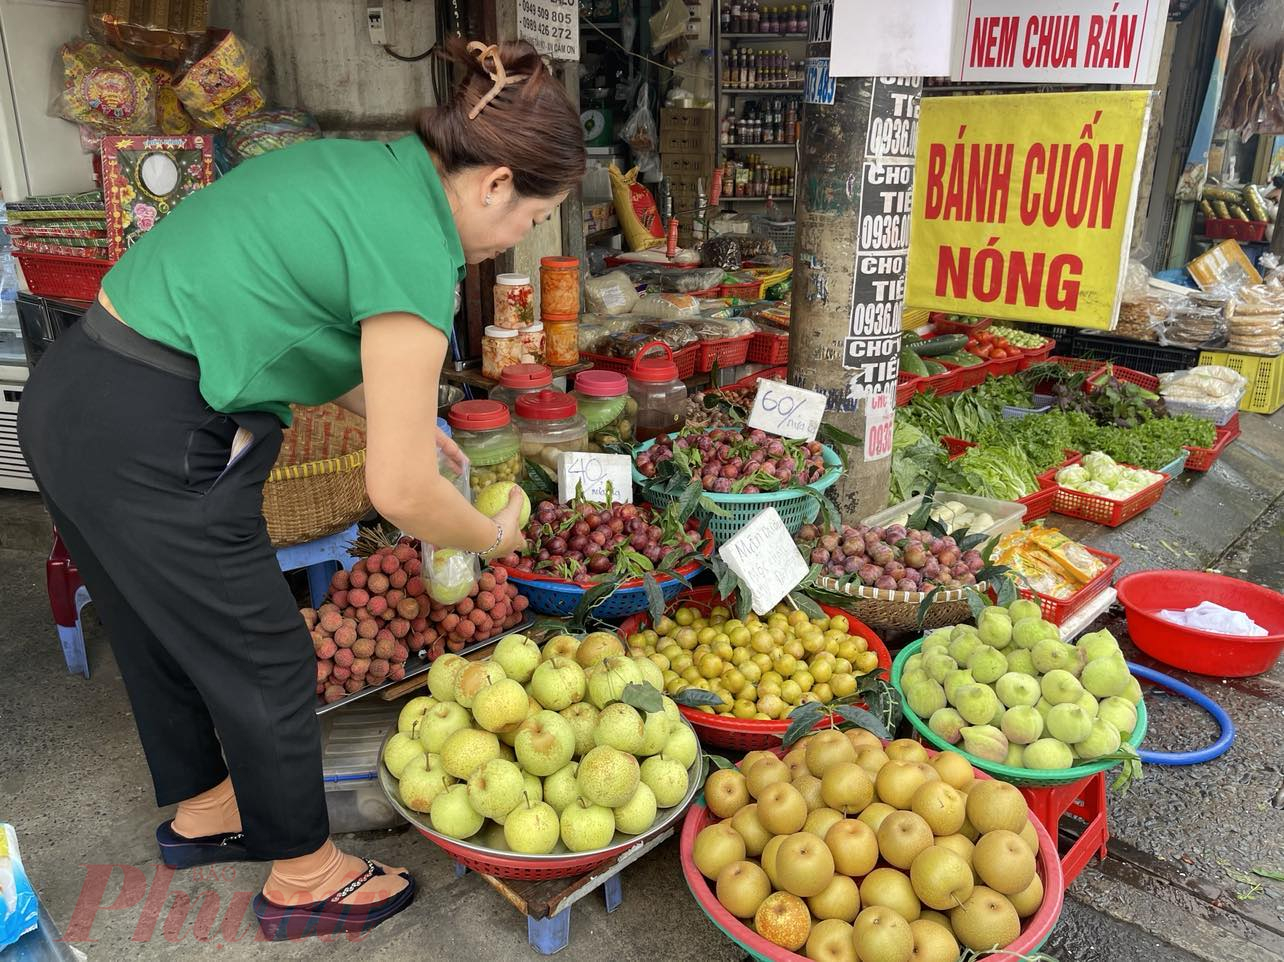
[102, 134, 465, 423]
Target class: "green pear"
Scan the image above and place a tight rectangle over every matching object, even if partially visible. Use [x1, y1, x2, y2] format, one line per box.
[1081, 656, 1131, 698]
[637, 710, 671, 757]
[613, 783, 658, 835]
[398, 696, 438, 734]
[922, 628, 953, 652]
[951, 624, 980, 642]
[902, 653, 925, 676]
[453, 661, 507, 709]
[662, 724, 699, 769]
[1032, 639, 1077, 674]
[560, 799, 617, 852]
[399, 765, 453, 813]
[943, 669, 976, 703]
[660, 695, 682, 727]
[419, 702, 472, 753]
[901, 667, 930, 691]
[493, 773, 543, 826]
[1035, 697, 1054, 720]
[1044, 703, 1092, 744]
[1120, 676, 1144, 706]
[1074, 690, 1099, 719]
[586, 656, 645, 709]
[1000, 705, 1044, 745]
[440, 728, 501, 780]
[952, 683, 1000, 726]
[544, 762, 581, 814]
[904, 677, 947, 718]
[1023, 738, 1074, 770]
[472, 678, 531, 733]
[530, 657, 587, 711]
[427, 653, 467, 702]
[1074, 719, 1122, 760]
[924, 651, 958, 683]
[928, 707, 966, 744]
[515, 710, 577, 776]
[959, 725, 1008, 763]
[383, 731, 427, 778]
[560, 702, 600, 757]
[995, 672, 1041, 708]
[949, 634, 983, 666]
[640, 755, 689, 807]
[967, 646, 1008, 685]
[577, 746, 640, 808]
[1006, 598, 1043, 624]
[1039, 669, 1083, 706]
[499, 695, 542, 748]
[492, 633, 541, 684]
[1004, 744, 1025, 768]
[633, 656, 666, 693]
[977, 607, 1013, 650]
[593, 703, 646, 753]
[467, 758, 525, 820]
[1011, 619, 1047, 650]
[989, 702, 1006, 727]
[1005, 649, 1037, 676]
[504, 799, 560, 854]
[1097, 697, 1138, 738]
[429, 783, 484, 839]
[1076, 629, 1121, 662]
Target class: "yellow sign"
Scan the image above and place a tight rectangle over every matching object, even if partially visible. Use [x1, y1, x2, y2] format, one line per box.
[906, 91, 1151, 330]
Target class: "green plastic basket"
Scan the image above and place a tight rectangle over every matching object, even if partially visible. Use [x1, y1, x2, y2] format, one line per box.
[891, 639, 1148, 788]
[632, 434, 842, 542]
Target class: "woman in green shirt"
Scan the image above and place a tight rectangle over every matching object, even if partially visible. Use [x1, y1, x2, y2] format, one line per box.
[18, 39, 585, 940]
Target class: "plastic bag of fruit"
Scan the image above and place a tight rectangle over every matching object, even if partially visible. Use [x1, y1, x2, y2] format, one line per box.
[426, 547, 480, 607]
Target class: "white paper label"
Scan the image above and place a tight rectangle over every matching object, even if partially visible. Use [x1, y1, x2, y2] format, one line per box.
[863, 388, 896, 462]
[517, 0, 579, 61]
[558, 452, 634, 504]
[747, 380, 827, 441]
[718, 507, 810, 615]
[830, 1, 954, 78]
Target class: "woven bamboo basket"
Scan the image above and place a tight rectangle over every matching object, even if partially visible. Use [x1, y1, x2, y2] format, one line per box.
[262, 404, 372, 547]
[813, 575, 978, 631]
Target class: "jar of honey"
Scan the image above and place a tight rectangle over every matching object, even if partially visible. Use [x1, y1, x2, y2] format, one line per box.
[539, 255, 580, 320]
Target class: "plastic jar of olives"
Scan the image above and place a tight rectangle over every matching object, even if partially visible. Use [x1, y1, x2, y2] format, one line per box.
[489, 363, 552, 412]
[573, 369, 637, 451]
[446, 400, 524, 499]
[514, 389, 589, 476]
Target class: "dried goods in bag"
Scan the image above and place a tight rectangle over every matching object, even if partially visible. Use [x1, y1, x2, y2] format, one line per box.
[54, 40, 157, 134]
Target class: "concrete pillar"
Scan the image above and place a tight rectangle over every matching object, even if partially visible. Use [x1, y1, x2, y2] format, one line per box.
[787, 3, 921, 519]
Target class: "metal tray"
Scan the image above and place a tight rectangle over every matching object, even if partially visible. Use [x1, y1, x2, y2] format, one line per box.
[377, 716, 705, 862]
[314, 617, 534, 716]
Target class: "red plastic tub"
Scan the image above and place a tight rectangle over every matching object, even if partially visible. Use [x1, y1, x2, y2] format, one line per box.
[1048, 465, 1168, 527]
[1018, 339, 1056, 370]
[929, 312, 991, 336]
[1116, 570, 1284, 677]
[984, 353, 1024, 377]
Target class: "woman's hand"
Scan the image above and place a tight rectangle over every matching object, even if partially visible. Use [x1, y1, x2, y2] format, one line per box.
[483, 485, 529, 560]
[436, 426, 468, 477]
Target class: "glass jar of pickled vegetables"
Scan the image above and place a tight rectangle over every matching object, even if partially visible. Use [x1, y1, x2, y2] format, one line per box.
[489, 363, 552, 412]
[446, 400, 524, 499]
[539, 255, 580, 319]
[543, 317, 580, 367]
[493, 273, 535, 329]
[573, 369, 637, 451]
[514, 389, 589, 477]
[482, 325, 521, 380]
[517, 321, 545, 365]
[628, 341, 688, 442]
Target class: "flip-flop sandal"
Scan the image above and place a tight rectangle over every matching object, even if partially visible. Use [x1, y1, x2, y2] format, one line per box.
[253, 858, 417, 941]
[156, 820, 262, 869]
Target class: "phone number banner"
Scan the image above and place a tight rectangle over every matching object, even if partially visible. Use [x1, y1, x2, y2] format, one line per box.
[905, 91, 1150, 331]
[518, 0, 579, 61]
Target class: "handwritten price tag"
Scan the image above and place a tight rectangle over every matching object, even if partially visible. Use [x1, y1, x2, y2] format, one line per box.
[747, 380, 827, 441]
[863, 388, 895, 462]
[558, 452, 633, 504]
[718, 507, 810, 615]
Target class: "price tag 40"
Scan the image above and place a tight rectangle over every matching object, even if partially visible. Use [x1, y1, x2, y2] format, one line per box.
[747, 380, 827, 441]
[558, 452, 633, 504]
[718, 507, 810, 615]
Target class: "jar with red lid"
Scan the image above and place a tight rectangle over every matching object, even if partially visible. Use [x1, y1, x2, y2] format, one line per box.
[628, 341, 688, 441]
[446, 399, 524, 499]
[513, 389, 589, 475]
[494, 273, 535, 329]
[573, 369, 637, 450]
[489, 363, 553, 412]
[540, 255, 580, 320]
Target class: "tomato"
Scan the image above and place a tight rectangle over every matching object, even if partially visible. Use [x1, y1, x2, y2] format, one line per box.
[991, 348, 1007, 359]
[977, 331, 994, 344]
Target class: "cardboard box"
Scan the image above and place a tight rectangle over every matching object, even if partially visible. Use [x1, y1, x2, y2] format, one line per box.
[661, 107, 713, 134]
[583, 201, 617, 233]
[661, 153, 713, 179]
[661, 129, 713, 154]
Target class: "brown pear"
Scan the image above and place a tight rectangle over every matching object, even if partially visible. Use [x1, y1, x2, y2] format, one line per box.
[885, 738, 929, 763]
[908, 917, 960, 962]
[1008, 874, 1044, 918]
[972, 830, 1036, 895]
[852, 906, 914, 962]
[859, 867, 922, 922]
[715, 859, 772, 918]
[693, 822, 745, 880]
[909, 781, 966, 836]
[803, 807, 846, 839]
[821, 761, 875, 815]
[965, 781, 1027, 835]
[877, 811, 935, 869]
[730, 803, 772, 856]
[825, 818, 879, 877]
[805, 918, 858, 962]
[845, 728, 884, 753]
[706, 769, 750, 819]
[775, 831, 836, 898]
[857, 801, 897, 833]
[909, 845, 975, 910]
[792, 773, 826, 812]
[755, 892, 812, 952]
[757, 782, 809, 836]
[808, 874, 861, 923]
[930, 751, 975, 791]
[806, 729, 858, 777]
[745, 755, 791, 799]
[949, 886, 1020, 953]
[875, 761, 930, 811]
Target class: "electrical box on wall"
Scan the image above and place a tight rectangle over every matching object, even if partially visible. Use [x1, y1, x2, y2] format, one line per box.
[367, 4, 386, 45]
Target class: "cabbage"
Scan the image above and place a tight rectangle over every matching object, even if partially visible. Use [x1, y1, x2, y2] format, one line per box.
[1057, 464, 1090, 486]
[1092, 462, 1123, 487]
[1080, 480, 1112, 495]
[1081, 451, 1114, 474]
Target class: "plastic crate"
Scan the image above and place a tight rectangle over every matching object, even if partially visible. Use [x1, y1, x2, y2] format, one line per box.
[322, 700, 406, 833]
[896, 371, 921, 405]
[1003, 393, 1055, 419]
[984, 353, 1024, 377]
[1204, 218, 1267, 242]
[941, 358, 990, 388]
[1158, 450, 1189, 478]
[916, 365, 962, 396]
[1198, 350, 1284, 415]
[864, 491, 1026, 539]
[1018, 339, 1056, 369]
[929, 312, 991, 335]
[1071, 334, 1199, 376]
[719, 280, 761, 299]
[14, 252, 114, 301]
[580, 344, 698, 379]
[1049, 467, 1169, 527]
[728, 365, 787, 390]
[1182, 416, 1238, 471]
[1093, 363, 1160, 392]
[746, 329, 789, 364]
[1018, 483, 1058, 522]
[695, 334, 751, 372]
[1017, 547, 1122, 626]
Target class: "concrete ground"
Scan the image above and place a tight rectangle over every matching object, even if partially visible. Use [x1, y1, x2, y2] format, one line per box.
[1, 411, 1282, 961]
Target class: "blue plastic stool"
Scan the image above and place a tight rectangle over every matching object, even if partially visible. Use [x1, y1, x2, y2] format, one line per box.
[273, 523, 360, 608]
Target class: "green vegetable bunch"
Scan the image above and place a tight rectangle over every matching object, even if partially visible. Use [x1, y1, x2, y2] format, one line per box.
[1074, 414, 1215, 471]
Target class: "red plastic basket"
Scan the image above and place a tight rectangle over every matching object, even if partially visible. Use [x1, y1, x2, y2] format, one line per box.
[1204, 218, 1267, 242]
[1018, 339, 1056, 369]
[747, 330, 789, 364]
[929, 312, 991, 335]
[895, 371, 921, 406]
[916, 365, 962, 396]
[616, 587, 891, 751]
[719, 280, 762, 299]
[985, 353, 1024, 376]
[941, 358, 990, 388]
[1017, 483, 1059, 522]
[1093, 364, 1159, 392]
[1183, 416, 1240, 471]
[696, 334, 751, 372]
[1016, 547, 1122, 625]
[1049, 466, 1169, 527]
[680, 748, 1066, 962]
[581, 344, 698, 379]
[14, 252, 114, 301]
[729, 365, 788, 390]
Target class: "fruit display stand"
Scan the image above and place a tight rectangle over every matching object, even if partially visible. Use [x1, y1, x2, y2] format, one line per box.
[679, 745, 1066, 961]
[615, 587, 893, 751]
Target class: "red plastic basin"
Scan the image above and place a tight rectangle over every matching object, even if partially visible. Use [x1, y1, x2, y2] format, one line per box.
[1115, 570, 1284, 677]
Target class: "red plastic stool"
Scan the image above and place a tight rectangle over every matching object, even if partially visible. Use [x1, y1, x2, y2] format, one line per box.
[1020, 771, 1109, 886]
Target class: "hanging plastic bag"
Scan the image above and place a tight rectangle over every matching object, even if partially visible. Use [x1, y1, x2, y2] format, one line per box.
[621, 85, 660, 177]
[425, 546, 480, 607]
[650, 0, 688, 52]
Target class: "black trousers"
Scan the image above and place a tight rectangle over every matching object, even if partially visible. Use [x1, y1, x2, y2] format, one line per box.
[18, 304, 329, 859]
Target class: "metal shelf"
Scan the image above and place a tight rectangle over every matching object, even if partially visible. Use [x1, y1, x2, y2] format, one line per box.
[722, 142, 797, 149]
[722, 195, 794, 203]
[723, 88, 804, 96]
[721, 32, 808, 39]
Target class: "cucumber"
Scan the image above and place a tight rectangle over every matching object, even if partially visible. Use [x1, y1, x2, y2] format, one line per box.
[900, 349, 929, 377]
[942, 351, 984, 367]
[922, 360, 948, 375]
[901, 331, 922, 345]
[910, 334, 969, 357]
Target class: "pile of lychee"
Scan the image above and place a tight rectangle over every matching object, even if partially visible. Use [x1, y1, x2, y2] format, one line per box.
[626, 603, 882, 720]
[902, 598, 1143, 770]
[380, 631, 700, 856]
[692, 730, 1047, 961]
[306, 539, 528, 704]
